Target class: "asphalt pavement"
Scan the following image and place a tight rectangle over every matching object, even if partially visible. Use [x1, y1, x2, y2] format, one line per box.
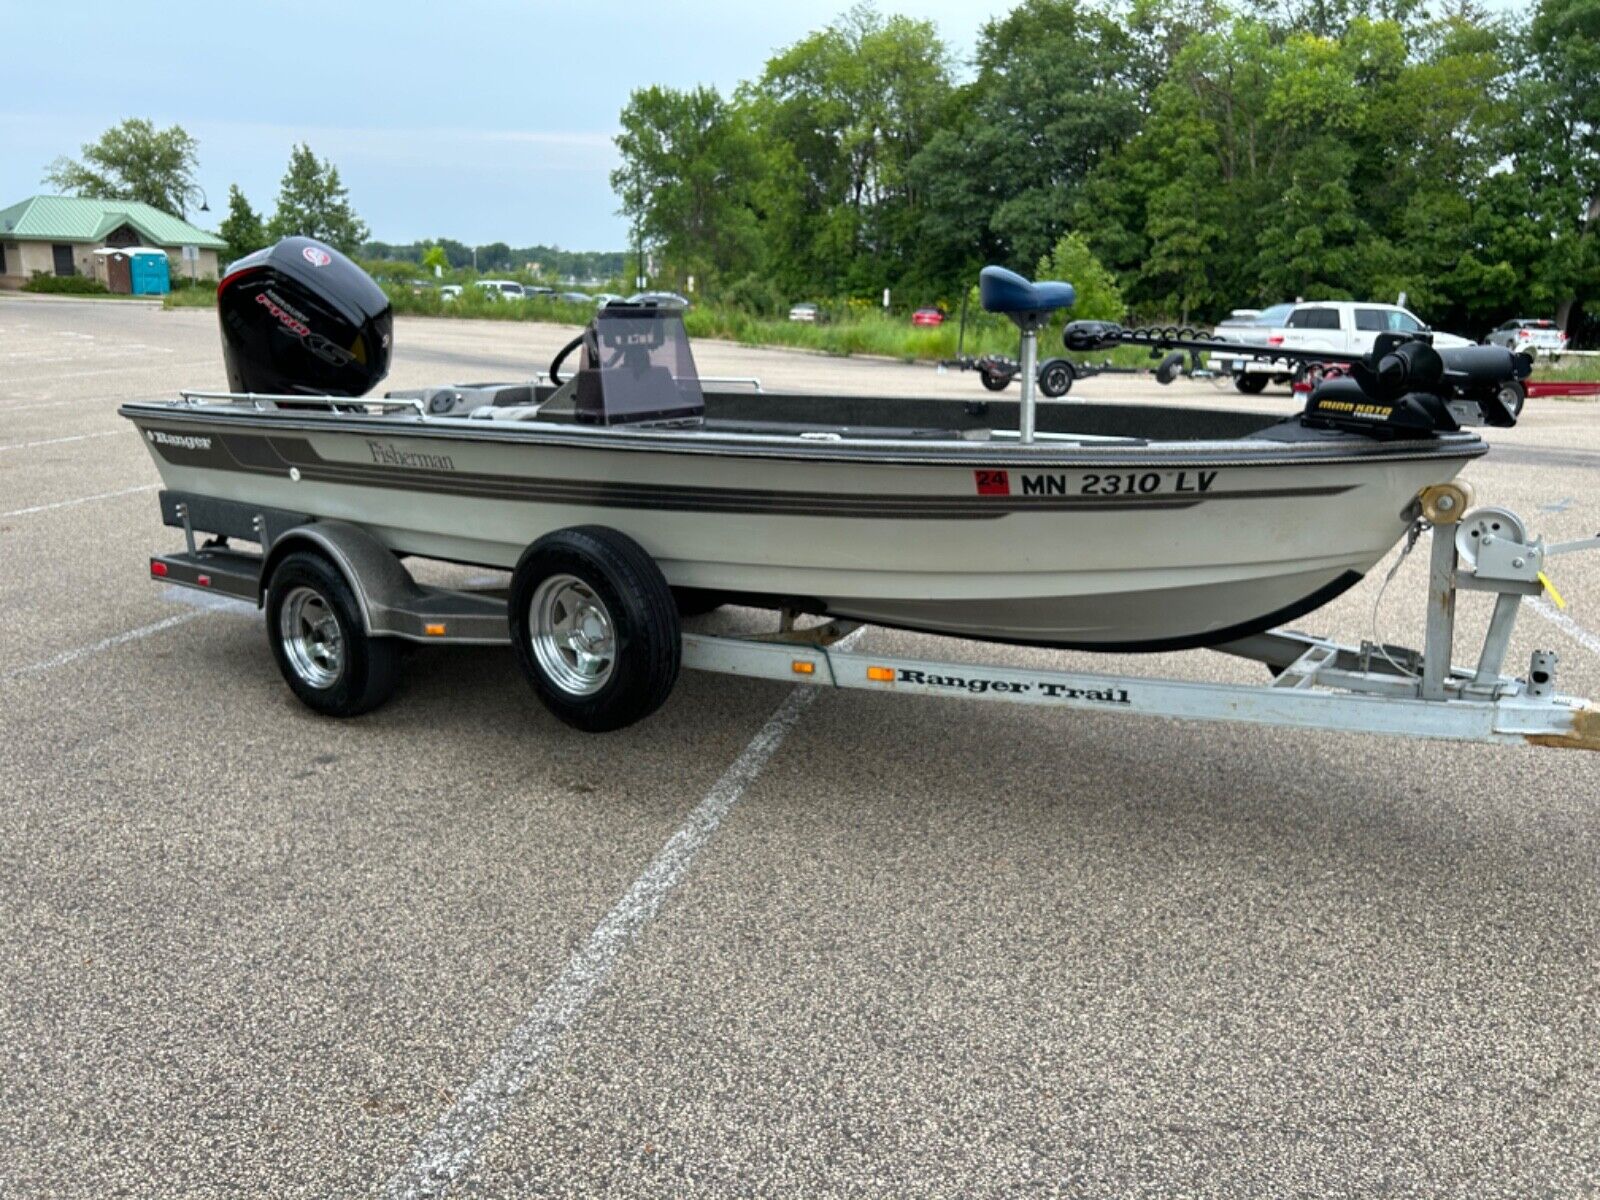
[1, 293, 1597, 1198]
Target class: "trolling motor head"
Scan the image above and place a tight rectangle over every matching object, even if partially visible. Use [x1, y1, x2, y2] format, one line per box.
[1303, 332, 1531, 436]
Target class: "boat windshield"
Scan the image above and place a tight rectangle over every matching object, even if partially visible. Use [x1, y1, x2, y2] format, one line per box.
[591, 306, 705, 425]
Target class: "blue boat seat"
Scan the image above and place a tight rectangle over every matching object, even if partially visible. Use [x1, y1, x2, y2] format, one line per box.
[979, 266, 1075, 315]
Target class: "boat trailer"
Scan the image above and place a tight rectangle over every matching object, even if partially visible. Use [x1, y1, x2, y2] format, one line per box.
[148, 487, 1600, 751]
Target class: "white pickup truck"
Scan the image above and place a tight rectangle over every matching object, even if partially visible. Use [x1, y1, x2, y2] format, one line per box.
[1213, 301, 1473, 394]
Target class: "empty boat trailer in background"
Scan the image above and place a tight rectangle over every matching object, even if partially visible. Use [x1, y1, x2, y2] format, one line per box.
[123, 241, 1600, 749]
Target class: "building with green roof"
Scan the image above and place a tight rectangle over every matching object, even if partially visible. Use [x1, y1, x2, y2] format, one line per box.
[0, 195, 227, 289]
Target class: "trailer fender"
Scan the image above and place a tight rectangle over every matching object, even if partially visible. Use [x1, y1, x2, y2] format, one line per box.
[257, 521, 408, 637]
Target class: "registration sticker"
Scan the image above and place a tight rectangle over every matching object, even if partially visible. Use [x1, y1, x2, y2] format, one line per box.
[974, 470, 1010, 496]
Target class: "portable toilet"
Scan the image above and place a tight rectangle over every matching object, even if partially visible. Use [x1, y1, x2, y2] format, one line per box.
[128, 248, 170, 295]
[94, 248, 133, 293]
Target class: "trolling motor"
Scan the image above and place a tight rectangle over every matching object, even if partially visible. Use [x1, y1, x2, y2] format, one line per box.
[1064, 319, 1534, 438]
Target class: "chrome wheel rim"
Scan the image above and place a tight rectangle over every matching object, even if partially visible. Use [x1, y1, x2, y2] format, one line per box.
[530, 574, 615, 696]
[279, 586, 344, 689]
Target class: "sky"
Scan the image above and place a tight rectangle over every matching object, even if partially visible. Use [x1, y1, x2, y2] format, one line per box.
[0, 1, 1011, 251]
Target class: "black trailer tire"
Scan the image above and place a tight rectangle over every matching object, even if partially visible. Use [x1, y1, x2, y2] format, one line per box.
[1233, 373, 1269, 394]
[1037, 358, 1074, 398]
[509, 526, 681, 732]
[1497, 380, 1526, 419]
[1154, 351, 1185, 385]
[265, 550, 401, 717]
[979, 366, 1011, 392]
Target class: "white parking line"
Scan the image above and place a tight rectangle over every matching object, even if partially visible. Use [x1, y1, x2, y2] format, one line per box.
[0, 430, 124, 452]
[385, 677, 840, 1199]
[2, 484, 156, 517]
[3, 362, 204, 383]
[1529, 599, 1600, 658]
[2, 612, 203, 681]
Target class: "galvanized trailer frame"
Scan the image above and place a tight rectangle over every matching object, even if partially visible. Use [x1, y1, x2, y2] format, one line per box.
[148, 489, 1599, 752]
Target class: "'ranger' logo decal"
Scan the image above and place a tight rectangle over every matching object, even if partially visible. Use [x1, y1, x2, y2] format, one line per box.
[146, 429, 212, 451]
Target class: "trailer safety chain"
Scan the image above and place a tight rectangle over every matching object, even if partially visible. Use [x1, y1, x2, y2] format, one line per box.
[1368, 518, 1430, 680]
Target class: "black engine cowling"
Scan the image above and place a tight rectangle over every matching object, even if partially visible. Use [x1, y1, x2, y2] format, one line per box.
[217, 237, 392, 396]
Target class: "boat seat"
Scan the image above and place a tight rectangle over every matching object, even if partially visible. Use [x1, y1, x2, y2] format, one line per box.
[979, 266, 1076, 316]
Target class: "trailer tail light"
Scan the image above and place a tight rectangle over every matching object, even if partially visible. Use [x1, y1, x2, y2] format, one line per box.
[150, 560, 168, 577]
[197, 574, 211, 587]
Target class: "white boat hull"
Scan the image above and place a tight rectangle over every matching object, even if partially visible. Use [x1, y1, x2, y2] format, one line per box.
[125, 404, 1479, 650]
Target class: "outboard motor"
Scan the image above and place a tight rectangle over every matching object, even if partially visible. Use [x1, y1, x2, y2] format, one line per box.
[216, 236, 393, 396]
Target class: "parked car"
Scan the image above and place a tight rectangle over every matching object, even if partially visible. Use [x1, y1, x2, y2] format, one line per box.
[1485, 318, 1567, 355]
[1212, 300, 1473, 393]
[475, 280, 526, 300]
[554, 291, 592, 304]
[627, 290, 691, 309]
[911, 307, 944, 327]
[524, 286, 556, 298]
[788, 302, 822, 323]
[1213, 303, 1293, 335]
[439, 285, 463, 302]
[592, 292, 625, 307]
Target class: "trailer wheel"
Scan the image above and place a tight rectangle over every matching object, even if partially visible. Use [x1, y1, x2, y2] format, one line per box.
[1154, 351, 1186, 385]
[509, 526, 681, 732]
[1233, 373, 1268, 395]
[1497, 380, 1526, 419]
[979, 365, 1011, 392]
[265, 550, 401, 717]
[1037, 358, 1074, 398]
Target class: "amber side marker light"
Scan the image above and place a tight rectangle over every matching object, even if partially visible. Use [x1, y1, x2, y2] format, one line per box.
[424, 623, 447, 637]
[867, 666, 895, 682]
[791, 660, 815, 675]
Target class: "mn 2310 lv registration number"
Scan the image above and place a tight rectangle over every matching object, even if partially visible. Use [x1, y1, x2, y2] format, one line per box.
[973, 470, 1218, 496]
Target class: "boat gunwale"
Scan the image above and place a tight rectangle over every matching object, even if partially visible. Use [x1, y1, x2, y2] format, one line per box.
[117, 397, 1490, 470]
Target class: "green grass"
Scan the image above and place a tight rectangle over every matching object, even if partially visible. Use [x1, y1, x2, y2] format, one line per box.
[162, 286, 217, 308]
[1529, 355, 1600, 384]
[380, 283, 1154, 365]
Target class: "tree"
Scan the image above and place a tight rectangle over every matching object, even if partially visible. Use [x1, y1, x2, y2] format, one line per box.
[912, 0, 1148, 283]
[420, 245, 449, 275]
[1036, 231, 1125, 321]
[217, 185, 267, 264]
[266, 143, 369, 255]
[1521, 0, 1600, 332]
[741, 4, 954, 297]
[612, 85, 762, 290]
[477, 241, 511, 271]
[43, 118, 203, 216]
